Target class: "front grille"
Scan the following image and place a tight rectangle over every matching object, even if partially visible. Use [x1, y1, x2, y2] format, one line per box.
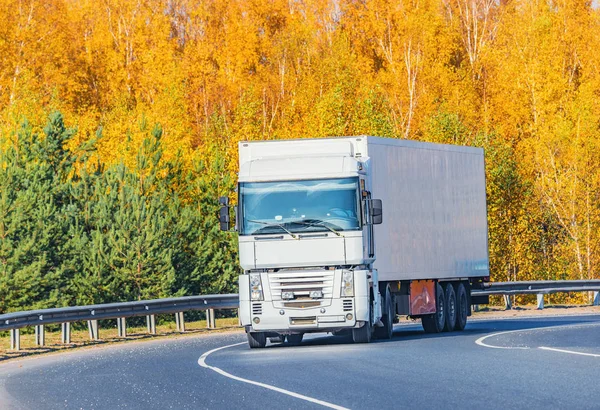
[343, 299, 353, 311]
[270, 270, 334, 309]
[252, 303, 262, 315]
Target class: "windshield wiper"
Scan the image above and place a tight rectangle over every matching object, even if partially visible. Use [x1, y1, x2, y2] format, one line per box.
[247, 219, 299, 239]
[289, 219, 343, 237]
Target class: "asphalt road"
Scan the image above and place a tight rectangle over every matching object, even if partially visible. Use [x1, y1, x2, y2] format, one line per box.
[0, 314, 599, 410]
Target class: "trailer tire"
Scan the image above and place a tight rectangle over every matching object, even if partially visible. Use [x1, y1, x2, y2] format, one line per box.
[455, 283, 468, 331]
[444, 283, 457, 332]
[374, 286, 394, 340]
[247, 332, 267, 348]
[287, 333, 303, 346]
[422, 282, 446, 333]
[353, 295, 373, 343]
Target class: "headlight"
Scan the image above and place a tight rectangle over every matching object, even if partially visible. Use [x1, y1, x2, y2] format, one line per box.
[250, 274, 261, 287]
[341, 270, 354, 297]
[250, 273, 263, 301]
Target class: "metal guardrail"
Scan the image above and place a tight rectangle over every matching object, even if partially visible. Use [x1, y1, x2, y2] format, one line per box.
[0, 294, 238, 351]
[472, 280, 600, 310]
[1, 280, 599, 352]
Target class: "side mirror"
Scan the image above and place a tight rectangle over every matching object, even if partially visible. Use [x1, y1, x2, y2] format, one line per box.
[219, 206, 230, 231]
[369, 199, 383, 225]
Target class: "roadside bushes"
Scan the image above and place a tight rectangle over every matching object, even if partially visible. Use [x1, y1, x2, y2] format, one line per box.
[0, 113, 238, 312]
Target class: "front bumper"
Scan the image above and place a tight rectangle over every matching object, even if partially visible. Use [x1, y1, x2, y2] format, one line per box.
[247, 298, 359, 333]
[239, 269, 371, 333]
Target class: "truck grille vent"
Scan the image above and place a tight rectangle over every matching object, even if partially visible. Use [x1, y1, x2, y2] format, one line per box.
[269, 270, 334, 309]
[252, 303, 262, 315]
[343, 299, 353, 311]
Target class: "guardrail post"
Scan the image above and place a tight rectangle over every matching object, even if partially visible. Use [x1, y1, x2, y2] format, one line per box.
[207, 309, 215, 329]
[61, 323, 71, 344]
[35, 325, 45, 347]
[117, 317, 127, 338]
[594, 291, 599, 306]
[88, 320, 99, 341]
[175, 312, 185, 332]
[10, 329, 20, 351]
[503, 295, 512, 310]
[146, 314, 156, 334]
[537, 294, 544, 310]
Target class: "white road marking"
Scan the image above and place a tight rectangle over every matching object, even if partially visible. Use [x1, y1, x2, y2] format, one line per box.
[538, 346, 600, 357]
[475, 322, 600, 352]
[198, 342, 350, 410]
[475, 329, 531, 349]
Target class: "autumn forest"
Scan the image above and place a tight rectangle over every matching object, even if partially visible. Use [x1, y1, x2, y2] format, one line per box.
[1, 0, 599, 310]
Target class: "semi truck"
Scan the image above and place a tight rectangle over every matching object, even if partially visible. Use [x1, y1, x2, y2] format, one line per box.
[219, 136, 490, 348]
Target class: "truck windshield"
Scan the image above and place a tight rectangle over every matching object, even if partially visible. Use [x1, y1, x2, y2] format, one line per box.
[240, 177, 361, 236]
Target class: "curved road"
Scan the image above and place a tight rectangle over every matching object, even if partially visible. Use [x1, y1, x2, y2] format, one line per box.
[0, 314, 599, 409]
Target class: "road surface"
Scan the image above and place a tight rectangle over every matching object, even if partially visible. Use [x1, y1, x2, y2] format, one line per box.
[0, 314, 598, 409]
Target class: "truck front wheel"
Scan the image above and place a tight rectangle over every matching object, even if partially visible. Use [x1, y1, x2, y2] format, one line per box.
[352, 297, 373, 343]
[287, 333, 303, 346]
[374, 286, 394, 340]
[247, 331, 267, 348]
[422, 282, 446, 333]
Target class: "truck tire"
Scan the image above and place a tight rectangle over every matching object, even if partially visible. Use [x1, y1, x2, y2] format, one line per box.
[444, 283, 457, 332]
[353, 295, 373, 343]
[455, 283, 468, 331]
[374, 286, 393, 340]
[421, 282, 446, 333]
[287, 333, 303, 346]
[247, 332, 267, 348]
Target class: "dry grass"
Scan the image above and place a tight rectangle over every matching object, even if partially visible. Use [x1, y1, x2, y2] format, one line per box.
[471, 303, 600, 318]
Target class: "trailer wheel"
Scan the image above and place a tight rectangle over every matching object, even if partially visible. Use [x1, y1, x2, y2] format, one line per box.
[374, 286, 394, 340]
[421, 282, 446, 333]
[247, 332, 267, 348]
[455, 283, 468, 331]
[444, 283, 457, 332]
[353, 295, 373, 343]
[287, 333, 303, 346]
